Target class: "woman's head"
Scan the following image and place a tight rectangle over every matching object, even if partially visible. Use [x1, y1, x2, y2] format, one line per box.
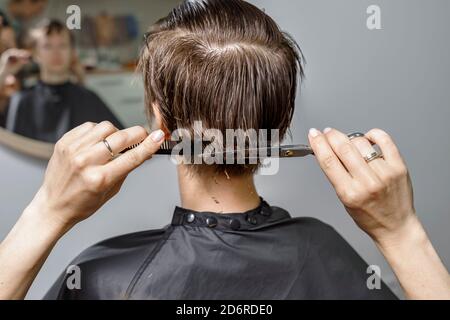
[140, 0, 305, 176]
[28, 19, 75, 77]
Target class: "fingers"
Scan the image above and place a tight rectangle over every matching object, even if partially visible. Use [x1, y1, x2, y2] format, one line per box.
[308, 128, 353, 193]
[72, 121, 119, 152]
[323, 128, 382, 184]
[1, 49, 31, 70]
[103, 129, 165, 183]
[4, 48, 30, 61]
[84, 126, 149, 165]
[365, 128, 406, 168]
[348, 134, 386, 174]
[59, 122, 96, 145]
[348, 135, 376, 157]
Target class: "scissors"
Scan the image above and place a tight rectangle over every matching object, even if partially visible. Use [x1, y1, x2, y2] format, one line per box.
[121, 131, 371, 160]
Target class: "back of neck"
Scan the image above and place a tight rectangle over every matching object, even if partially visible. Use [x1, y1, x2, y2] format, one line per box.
[177, 165, 260, 214]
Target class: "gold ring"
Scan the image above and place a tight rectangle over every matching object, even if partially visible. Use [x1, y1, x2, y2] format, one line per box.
[103, 139, 114, 159]
[364, 151, 383, 163]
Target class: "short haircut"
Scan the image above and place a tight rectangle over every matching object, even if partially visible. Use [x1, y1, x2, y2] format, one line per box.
[139, 0, 305, 176]
[27, 19, 75, 49]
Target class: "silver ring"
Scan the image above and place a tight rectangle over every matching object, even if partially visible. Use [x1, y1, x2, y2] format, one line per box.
[347, 132, 366, 140]
[364, 150, 383, 163]
[102, 139, 114, 159]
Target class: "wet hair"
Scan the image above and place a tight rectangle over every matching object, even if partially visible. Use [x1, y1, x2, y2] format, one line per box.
[139, 0, 305, 176]
[27, 19, 75, 49]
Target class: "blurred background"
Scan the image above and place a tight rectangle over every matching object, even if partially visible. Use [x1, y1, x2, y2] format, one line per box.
[0, 0, 449, 299]
[0, 0, 180, 131]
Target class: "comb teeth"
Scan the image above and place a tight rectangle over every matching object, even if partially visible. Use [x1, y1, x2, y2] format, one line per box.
[155, 140, 178, 155]
[161, 140, 170, 150]
[119, 139, 174, 155]
[119, 142, 140, 154]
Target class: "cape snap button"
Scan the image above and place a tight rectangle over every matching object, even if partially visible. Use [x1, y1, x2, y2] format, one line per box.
[206, 217, 218, 228]
[229, 219, 241, 230]
[247, 215, 258, 225]
[186, 213, 195, 223]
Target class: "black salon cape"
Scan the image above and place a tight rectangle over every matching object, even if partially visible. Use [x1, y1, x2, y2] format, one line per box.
[43, 197, 398, 300]
[6, 80, 123, 143]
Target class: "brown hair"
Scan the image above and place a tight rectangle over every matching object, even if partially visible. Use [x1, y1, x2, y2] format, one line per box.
[139, 0, 305, 176]
[27, 19, 75, 49]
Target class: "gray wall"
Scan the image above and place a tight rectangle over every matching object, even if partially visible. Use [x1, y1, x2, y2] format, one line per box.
[1, 0, 449, 299]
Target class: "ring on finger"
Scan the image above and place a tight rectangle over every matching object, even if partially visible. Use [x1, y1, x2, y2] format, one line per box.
[103, 139, 115, 160]
[347, 132, 366, 140]
[364, 150, 384, 163]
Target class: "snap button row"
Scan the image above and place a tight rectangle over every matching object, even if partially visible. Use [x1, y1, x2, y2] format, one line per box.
[229, 218, 241, 230]
[206, 217, 218, 228]
[247, 215, 258, 225]
[186, 213, 195, 223]
[184, 212, 264, 229]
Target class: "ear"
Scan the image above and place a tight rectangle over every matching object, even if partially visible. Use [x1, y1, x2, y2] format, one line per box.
[151, 102, 170, 136]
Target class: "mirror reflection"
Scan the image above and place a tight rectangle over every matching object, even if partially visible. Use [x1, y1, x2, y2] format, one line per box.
[0, 0, 178, 145]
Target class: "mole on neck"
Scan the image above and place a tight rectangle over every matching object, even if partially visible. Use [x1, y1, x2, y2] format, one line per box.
[177, 165, 260, 214]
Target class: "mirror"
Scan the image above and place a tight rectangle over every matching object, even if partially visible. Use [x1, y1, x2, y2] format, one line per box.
[0, 0, 180, 158]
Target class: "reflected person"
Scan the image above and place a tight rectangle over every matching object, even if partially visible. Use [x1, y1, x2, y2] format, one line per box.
[2, 19, 124, 142]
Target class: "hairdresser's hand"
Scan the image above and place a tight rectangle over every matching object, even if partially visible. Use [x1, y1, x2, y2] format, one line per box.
[0, 122, 165, 299]
[0, 49, 30, 81]
[308, 127, 450, 299]
[307, 127, 416, 246]
[26, 121, 166, 231]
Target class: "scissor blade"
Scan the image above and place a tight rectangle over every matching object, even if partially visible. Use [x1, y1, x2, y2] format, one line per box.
[203, 144, 314, 159]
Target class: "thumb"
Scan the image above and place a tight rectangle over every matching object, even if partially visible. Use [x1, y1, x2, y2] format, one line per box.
[141, 129, 166, 159]
[108, 129, 166, 177]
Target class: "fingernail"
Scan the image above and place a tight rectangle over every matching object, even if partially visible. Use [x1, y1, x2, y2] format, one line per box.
[323, 127, 332, 134]
[150, 129, 165, 142]
[309, 128, 321, 138]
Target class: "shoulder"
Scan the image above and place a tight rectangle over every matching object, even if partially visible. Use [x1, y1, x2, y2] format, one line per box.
[268, 204, 347, 238]
[68, 83, 102, 100]
[268, 205, 339, 242]
[73, 226, 170, 265]
[13, 85, 36, 102]
[288, 216, 357, 260]
[292, 216, 347, 247]
[268, 207, 358, 261]
[20, 85, 37, 94]
[279, 215, 397, 299]
[263, 206, 348, 261]
[9, 87, 37, 119]
[44, 226, 173, 300]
